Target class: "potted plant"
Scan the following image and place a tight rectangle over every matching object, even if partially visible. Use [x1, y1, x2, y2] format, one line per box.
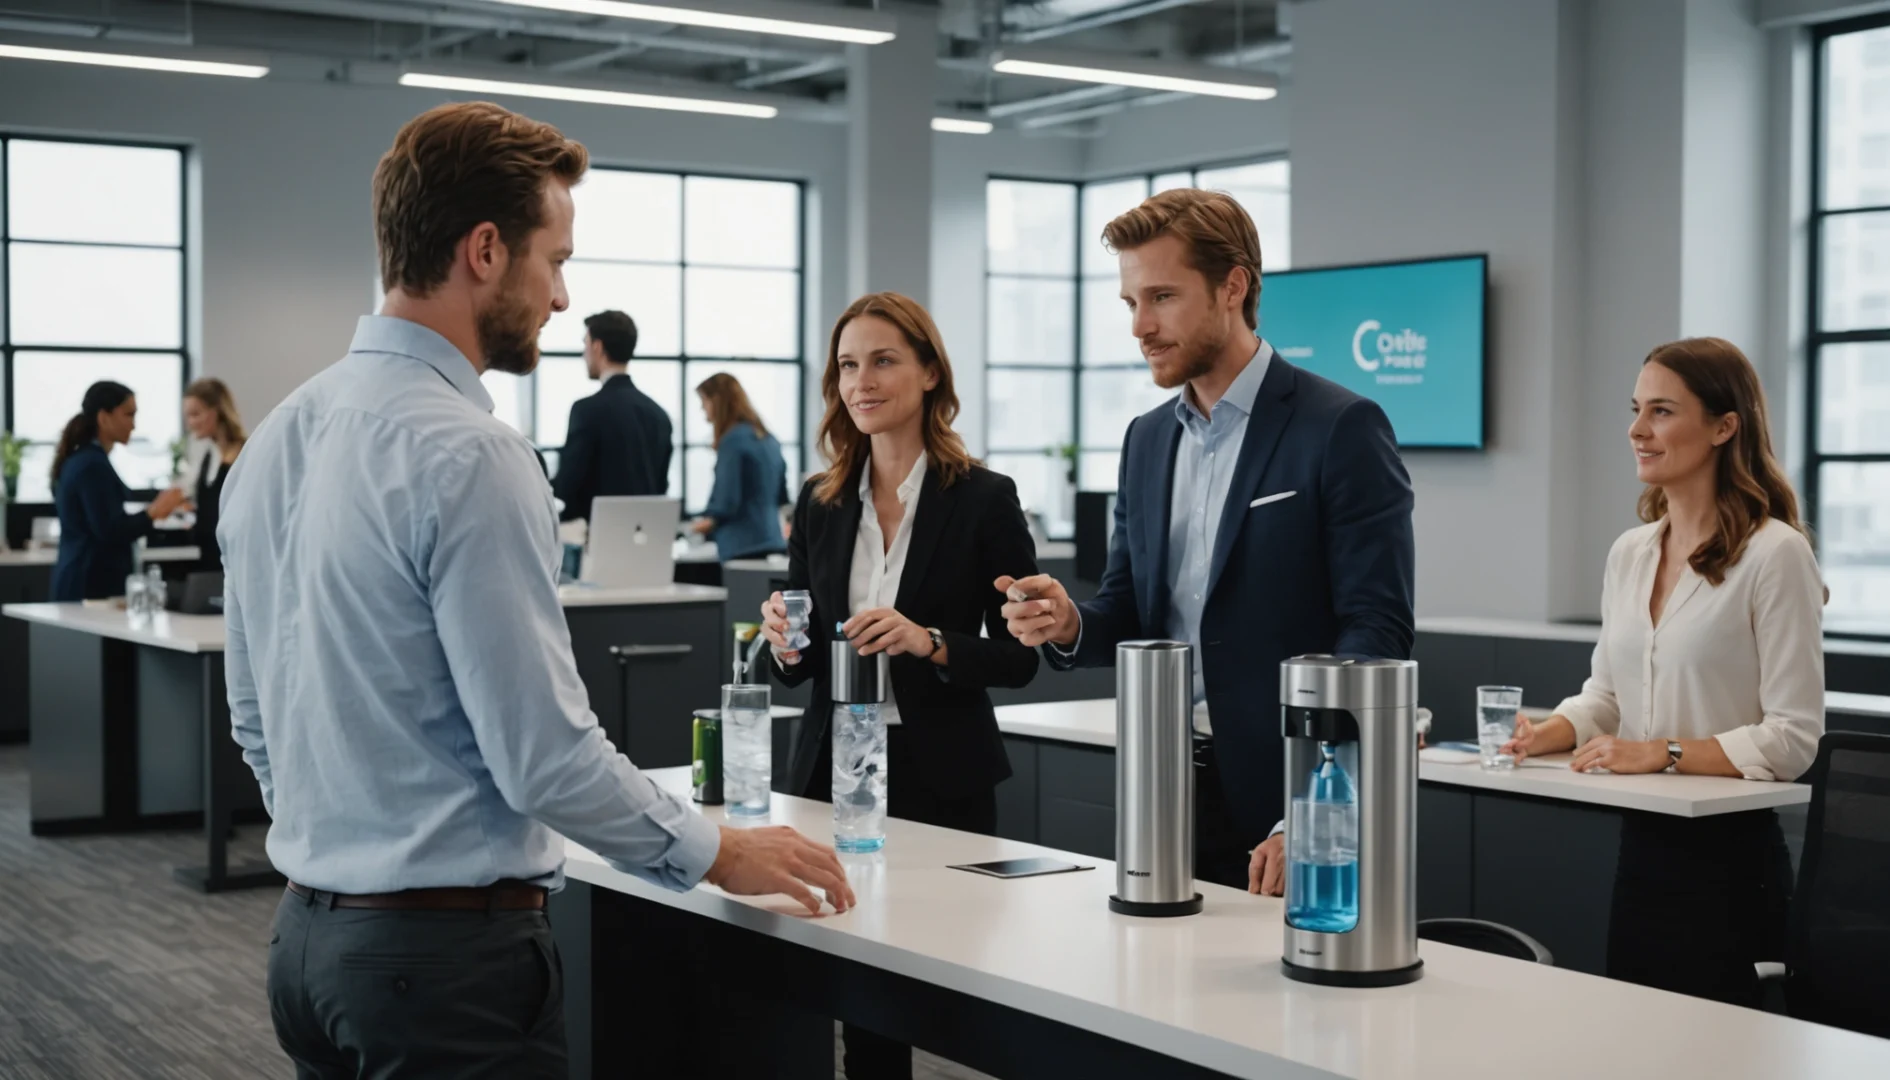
[168, 435, 189, 482]
[1045, 441, 1078, 489]
[0, 431, 25, 502]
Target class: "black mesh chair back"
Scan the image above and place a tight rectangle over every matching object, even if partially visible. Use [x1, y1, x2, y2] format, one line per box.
[1784, 731, 1890, 1038]
[1417, 918, 1553, 966]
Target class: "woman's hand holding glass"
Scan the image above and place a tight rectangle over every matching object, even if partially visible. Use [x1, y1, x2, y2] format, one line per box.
[760, 591, 800, 666]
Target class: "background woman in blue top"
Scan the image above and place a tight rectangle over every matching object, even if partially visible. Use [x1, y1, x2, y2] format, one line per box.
[690, 372, 789, 561]
[49, 381, 189, 601]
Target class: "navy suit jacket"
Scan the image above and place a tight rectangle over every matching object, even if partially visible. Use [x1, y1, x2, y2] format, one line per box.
[553, 372, 673, 522]
[1051, 355, 1416, 838]
[50, 442, 155, 602]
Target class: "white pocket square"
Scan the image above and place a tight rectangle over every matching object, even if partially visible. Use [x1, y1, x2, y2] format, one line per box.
[1249, 491, 1298, 509]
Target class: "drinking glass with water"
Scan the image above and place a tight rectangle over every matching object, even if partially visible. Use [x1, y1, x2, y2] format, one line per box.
[1476, 685, 1524, 769]
[832, 703, 887, 853]
[721, 684, 772, 816]
[781, 590, 812, 651]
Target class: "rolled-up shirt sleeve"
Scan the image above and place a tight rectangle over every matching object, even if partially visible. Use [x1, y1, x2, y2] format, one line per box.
[426, 434, 720, 889]
[1715, 532, 1825, 782]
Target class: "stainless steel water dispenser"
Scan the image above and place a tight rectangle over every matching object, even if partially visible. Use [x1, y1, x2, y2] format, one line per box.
[1110, 641, 1203, 917]
[1279, 655, 1422, 986]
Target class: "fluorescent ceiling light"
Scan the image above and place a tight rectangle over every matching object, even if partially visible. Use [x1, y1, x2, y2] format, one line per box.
[492, 1, 895, 45]
[932, 117, 994, 135]
[399, 72, 777, 119]
[0, 42, 267, 78]
[992, 50, 1276, 101]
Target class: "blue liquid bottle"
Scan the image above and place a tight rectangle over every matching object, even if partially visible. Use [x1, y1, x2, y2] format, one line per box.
[1286, 742, 1360, 934]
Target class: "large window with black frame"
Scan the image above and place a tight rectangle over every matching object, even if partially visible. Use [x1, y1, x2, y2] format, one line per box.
[2, 137, 189, 506]
[985, 160, 1288, 539]
[1812, 15, 1890, 638]
[483, 168, 807, 516]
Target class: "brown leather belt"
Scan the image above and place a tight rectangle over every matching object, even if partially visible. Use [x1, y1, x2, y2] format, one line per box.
[287, 880, 546, 911]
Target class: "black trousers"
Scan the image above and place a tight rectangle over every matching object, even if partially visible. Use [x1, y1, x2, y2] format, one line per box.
[804, 721, 999, 1080]
[267, 887, 566, 1079]
[1607, 808, 1792, 1007]
[1194, 740, 1267, 891]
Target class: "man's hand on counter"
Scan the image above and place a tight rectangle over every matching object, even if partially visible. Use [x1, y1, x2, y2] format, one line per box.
[705, 825, 857, 915]
[1248, 834, 1286, 897]
[996, 575, 1080, 648]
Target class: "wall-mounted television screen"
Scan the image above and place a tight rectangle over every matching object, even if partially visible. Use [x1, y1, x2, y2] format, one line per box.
[1259, 253, 1488, 449]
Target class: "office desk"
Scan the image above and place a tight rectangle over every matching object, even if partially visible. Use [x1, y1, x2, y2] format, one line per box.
[984, 698, 1813, 977]
[0, 549, 55, 743]
[550, 766, 1890, 1080]
[1415, 615, 1890, 727]
[0, 601, 276, 893]
[558, 583, 727, 770]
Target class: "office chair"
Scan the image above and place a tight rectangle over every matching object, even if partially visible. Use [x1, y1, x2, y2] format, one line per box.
[1418, 918, 1554, 965]
[1757, 731, 1890, 1039]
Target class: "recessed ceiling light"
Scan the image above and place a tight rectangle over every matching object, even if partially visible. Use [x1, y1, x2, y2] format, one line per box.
[491, 1, 896, 46]
[0, 42, 267, 78]
[932, 117, 994, 135]
[399, 72, 778, 119]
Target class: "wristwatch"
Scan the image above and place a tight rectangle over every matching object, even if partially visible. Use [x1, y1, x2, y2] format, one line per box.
[1665, 739, 1683, 773]
[925, 627, 945, 657]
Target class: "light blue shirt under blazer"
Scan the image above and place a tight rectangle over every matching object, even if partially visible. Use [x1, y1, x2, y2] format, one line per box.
[219, 315, 720, 895]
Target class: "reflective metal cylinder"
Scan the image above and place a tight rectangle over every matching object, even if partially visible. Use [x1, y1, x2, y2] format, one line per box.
[829, 628, 888, 705]
[1110, 641, 1203, 917]
[1279, 655, 1423, 986]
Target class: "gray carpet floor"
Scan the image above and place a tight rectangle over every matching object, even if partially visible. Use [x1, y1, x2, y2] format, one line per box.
[0, 745, 988, 1079]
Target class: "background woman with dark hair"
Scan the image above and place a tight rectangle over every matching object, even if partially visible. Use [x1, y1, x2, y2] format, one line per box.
[181, 376, 248, 575]
[689, 371, 789, 561]
[49, 380, 190, 601]
[757, 292, 1040, 1080]
[1502, 337, 1825, 1006]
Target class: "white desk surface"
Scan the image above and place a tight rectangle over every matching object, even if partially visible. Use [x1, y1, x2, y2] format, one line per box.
[994, 700, 1809, 818]
[1, 601, 225, 653]
[555, 582, 728, 607]
[565, 768, 1890, 1080]
[1828, 690, 1890, 719]
[0, 548, 56, 567]
[142, 545, 203, 564]
[1036, 540, 1077, 561]
[725, 555, 791, 573]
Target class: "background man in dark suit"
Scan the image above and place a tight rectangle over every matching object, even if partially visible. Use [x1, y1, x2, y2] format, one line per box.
[553, 309, 673, 521]
[997, 188, 1415, 897]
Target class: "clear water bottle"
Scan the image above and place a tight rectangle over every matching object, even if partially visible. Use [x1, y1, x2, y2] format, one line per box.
[832, 702, 886, 853]
[1286, 742, 1360, 934]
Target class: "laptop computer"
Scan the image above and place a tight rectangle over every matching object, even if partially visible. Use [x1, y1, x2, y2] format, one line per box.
[583, 496, 681, 589]
[164, 571, 224, 615]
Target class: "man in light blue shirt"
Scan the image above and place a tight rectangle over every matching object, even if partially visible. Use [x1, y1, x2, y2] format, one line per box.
[222, 101, 851, 1078]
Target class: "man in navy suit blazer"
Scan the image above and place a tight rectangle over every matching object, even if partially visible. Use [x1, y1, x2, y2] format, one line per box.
[1000, 189, 1414, 896]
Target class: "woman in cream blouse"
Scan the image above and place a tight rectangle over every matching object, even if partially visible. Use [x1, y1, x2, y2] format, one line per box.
[1502, 336, 1824, 1007]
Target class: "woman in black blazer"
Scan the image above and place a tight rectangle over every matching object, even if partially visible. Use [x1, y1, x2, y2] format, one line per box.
[760, 292, 1039, 1080]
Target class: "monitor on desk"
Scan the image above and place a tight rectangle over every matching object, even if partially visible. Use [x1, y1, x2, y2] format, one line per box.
[583, 496, 681, 589]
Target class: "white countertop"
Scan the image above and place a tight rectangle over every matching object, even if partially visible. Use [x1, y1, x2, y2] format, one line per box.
[565, 768, 1890, 1080]
[1037, 540, 1077, 560]
[725, 555, 791, 573]
[1, 601, 225, 653]
[995, 698, 1116, 747]
[1828, 691, 1890, 718]
[0, 548, 56, 567]
[556, 582, 727, 606]
[996, 700, 1809, 818]
[141, 545, 203, 564]
[1416, 616, 1603, 644]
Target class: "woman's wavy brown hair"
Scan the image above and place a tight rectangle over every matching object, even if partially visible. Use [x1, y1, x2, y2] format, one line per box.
[812, 292, 975, 506]
[695, 371, 768, 449]
[1636, 337, 1809, 586]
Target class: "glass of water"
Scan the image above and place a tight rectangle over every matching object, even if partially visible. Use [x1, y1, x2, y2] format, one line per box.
[1476, 686, 1524, 769]
[781, 589, 812, 651]
[125, 574, 151, 621]
[721, 684, 772, 817]
[832, 702, 887, 853]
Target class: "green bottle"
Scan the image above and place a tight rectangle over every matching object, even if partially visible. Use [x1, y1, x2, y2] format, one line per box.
[692, 709, 723, 805]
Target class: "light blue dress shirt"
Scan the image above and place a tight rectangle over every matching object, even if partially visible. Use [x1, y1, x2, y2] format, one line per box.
[219, 315, 720, 895]
[1165, 340, 1271, 706]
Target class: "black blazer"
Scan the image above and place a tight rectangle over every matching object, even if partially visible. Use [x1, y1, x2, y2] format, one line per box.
[772, 461, 1040, 801]
[553, 372, 673, 521]
[1051, 355, 1415, 838]
[50, 442, 154, 602]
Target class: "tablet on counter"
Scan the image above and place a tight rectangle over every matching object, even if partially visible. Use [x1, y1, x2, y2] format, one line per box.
[948, 857, 1094, 880]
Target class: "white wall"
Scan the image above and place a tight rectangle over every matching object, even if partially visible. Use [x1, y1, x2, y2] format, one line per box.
[1083, 94, 1290, 179]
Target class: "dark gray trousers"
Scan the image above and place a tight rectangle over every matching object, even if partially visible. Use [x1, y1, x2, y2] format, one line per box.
[267, 887, 567, 1079]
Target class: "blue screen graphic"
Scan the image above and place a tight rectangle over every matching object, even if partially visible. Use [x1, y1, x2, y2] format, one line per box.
[1259, 255, 1487, 449]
